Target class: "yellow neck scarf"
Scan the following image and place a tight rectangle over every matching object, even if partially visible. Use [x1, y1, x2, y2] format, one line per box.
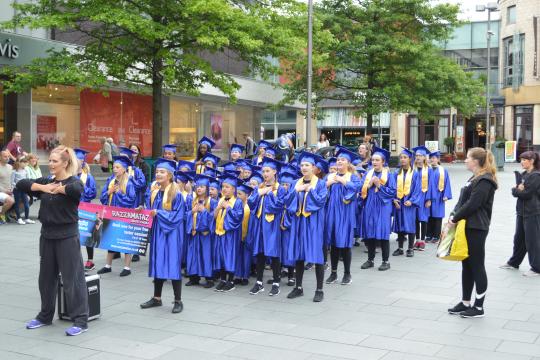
[256, 182, 279, 222]
[361, 168, 388, 199]
[107, 176, 127, 205]
[417, 166, 428, 193]
[128, 166, 135, 178]
[396, 167, 414, 200]
[215, 196, 236, 236]
[150, 182, 173, 211]
[437, 166, 445, 192]
[196, 164, 205, 175]
[242, 202, 250, 240]
[295, 176, 319, 217]
[79, 168, 88, 188]
[192, 196, 211, 236]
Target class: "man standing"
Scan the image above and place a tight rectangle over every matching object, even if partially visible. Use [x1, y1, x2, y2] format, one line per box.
[0, 150, 15, 224]
[5, 131, 27, 163]
[243, 132, 255, 158]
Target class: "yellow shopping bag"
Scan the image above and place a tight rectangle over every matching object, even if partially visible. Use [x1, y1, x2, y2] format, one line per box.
[436, 220, 469, 261]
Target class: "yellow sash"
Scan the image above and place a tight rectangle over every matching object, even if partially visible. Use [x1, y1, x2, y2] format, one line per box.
[79, 169, 88, 187]
[438, 166, 445, 192]
[256, 182, 279, 223]
[295, 176, 319, 217]
[181, 190, 188, 201]
[215, 196, 236, 236]
[361, 168, 388, 199]
[107, 176, 127, 205]
[150, 182, 173, 211]
[192, 196, 211, 236]
[418, 166, 428, 193]
[128, 166, 134, 178]
[396, 167, 414, 200]
[242, 203, 250, 240]
[196, 163, 205, 174]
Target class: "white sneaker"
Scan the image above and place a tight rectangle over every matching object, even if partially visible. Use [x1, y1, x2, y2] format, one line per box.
[499, 263, 518, 270]
[522, 270, 540, 277]
[17, 218, 26, 225]
[25, 219, 35, 224]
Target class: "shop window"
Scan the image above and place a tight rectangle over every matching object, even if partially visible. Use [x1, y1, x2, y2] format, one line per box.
[170, 99, 200, 159]
[507, 5, 516, 25]
[514, 106, 533, 156]
[0, 85, 4, 149]
[503, 34, 524, 87]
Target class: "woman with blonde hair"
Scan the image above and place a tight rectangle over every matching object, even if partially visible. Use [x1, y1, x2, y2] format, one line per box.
[17, 146, 89, 336]
[25, 153, 42, 180]
[448, 147, 497, 318]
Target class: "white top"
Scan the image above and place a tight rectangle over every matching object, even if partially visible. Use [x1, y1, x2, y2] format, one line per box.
[316, 140, 330, 149]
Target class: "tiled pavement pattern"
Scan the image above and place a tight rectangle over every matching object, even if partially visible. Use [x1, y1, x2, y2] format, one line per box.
[1, 163, 540, 360]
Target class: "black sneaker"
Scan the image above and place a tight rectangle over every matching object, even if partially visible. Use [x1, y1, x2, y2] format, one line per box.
[172, 301, 183, 314]
[185, 279, 200, 286]
[241, 279, 249, 286]
[132, 254, 140, 262]
[140, 298, 162, 309]
[313, 290, 324, 303]
[448, 302, 470, 315]
[361, 260, 374, 269]
[392, 248, 404, 256]
[304, 263, 313, 270]
[249, 282, 264, 295]
[222, 282, 236, 292]
[287, 287, 304, 299]
[214, 281, 226, 292]
[119, 269, 131, 277]
[233, 278, 242, 285]
[460, 307, 484, 318]
[354, 240, 360, 247]
[287, 278, 295, 286]
[202, 280, 214, 289]
[325, 272, 338, 284]
[97, 266, 112, 275]
[378, 262, 391, 271]
[269, 284, 280, 296]
[406, 249, 414, 257]
[341, 273, 352, 285]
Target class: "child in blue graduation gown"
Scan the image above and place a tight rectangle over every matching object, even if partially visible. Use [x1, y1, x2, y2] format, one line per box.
[235, 182, 254, 286]
[212, 174, 244, 292]
[247, 157, 287, 296]
[195, 136, 216, 174]
[175, 171, 193, 271]
[325, 146, 362, 285]
[252, 140, 272, 166]
[287, 152, 328, 302]
[426, 151, 452, 242]
[354, 166, 366, 247]
[74, 149, 98, 271]
[119, 147, 147, 208]
[230, 143, 245, 162]
[278, 169, 300, 287]
[392, 148, 422, 258]
[140, 159, 185, 314]
[412, 146, 434, 251]
[359, 147, 396, 271]
[185, 174, 218, 288]
[97, 156, 137, 277]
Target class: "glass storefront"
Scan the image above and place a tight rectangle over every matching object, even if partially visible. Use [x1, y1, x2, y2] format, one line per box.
[261, 109, 297, 141]
[169, 99, 200, 159]
[0, 85, 4, 149]
[514, 105, 534, 156]
[408, 114, 450, 152]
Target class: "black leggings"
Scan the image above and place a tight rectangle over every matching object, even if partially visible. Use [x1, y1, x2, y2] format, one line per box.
[366, 240, 389, 262]
[256, 254, 280, 283]
[219, 269, 235, 282]
[461, 228, 488, 308]
[154, 278, 182, 301]
[86, 246, 94, 260]
[416, 220, 427, 240]
[427, 217, 443, 239]
[397, 233, 415, 249]
[330, 246, 351, 274]
[295, 261, 324, 290]
[508, 215, 540, 273]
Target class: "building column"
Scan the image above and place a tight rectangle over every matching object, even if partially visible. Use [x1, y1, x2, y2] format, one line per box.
[16, 90, 32, 153]
[504, 105, 513, 141]
[533, 105, 540, 151]
[296, 111, 306, 148]
[392, 112, 407, 155]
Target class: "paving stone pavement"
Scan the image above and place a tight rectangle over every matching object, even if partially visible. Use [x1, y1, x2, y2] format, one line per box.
[1, 163, 540, 360]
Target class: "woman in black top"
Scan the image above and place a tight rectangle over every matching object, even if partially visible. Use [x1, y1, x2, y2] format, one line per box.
[447, 147, 497, 318]
[501, 151, 540, 276]
[17, 146, 89, 336]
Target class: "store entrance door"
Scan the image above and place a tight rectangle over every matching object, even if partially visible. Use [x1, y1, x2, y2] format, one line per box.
[465, 117, 486, 151]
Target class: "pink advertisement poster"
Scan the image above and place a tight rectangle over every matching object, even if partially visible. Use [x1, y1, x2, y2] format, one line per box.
[210, 113, 223, 150]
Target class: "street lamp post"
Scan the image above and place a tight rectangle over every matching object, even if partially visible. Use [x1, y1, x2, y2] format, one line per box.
[306, 0, 313, 150]
[476, 2, 499, 150]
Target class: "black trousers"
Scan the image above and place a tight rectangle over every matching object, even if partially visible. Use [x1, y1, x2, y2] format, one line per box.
[462, 228, 488, 308]
[508, 215, 540, 273]
[37, 235, 88, 328]
[154, 278, 182, 301]
[416, 220, 427, 240]
[397, 233, 415, 249]
[426, 217, 443, 239]
[366, 239, 389, 262]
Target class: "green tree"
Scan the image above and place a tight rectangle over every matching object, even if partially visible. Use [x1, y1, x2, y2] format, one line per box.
[0, 0, 305, 156]
[281, 0, 485, 134]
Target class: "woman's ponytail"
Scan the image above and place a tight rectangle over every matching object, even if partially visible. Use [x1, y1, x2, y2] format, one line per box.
[468, 147, 498, 187]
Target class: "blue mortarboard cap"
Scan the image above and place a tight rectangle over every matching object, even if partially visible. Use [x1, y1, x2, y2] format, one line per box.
[203, 153, 221, 167]
[429, 151, 441, 158]
[204, 168, 221, 178]
[199, 136, 216, 149]
[335, 145, 360, 163]
[261, 157, 282, 171]
[315, 155, 329, 174]
[237, 182, 254, 195]
[280, 164, 301, 178]
[328, 157, 337, 166]
[155, 158, 177, 173]
[265, 148, 276, 157]
[219, 173, 239, 188]
[209, 177, 221, 189]
[162, 144, 177, 154]
[113, 155, 133, 169]
[289, 158, 299, 167]
[249, 172, 263, 184]
[194, 174, 213, 187]
[224, 170, 241, 177]
[279, 170, 299, 185]
[298, 151, 317, 166]
[74, 148, 90, 162]
[119, 146, 135, 157]
[372, 146, 390, 163]
[257, 140, 273, 150]
[356, 166, 367, 174]
[177, 160, 195, 172]
[230, 143, 245, 154]
[400, 147, 414, 158]
[236, 160, 251, 172]
[412, 146, 430, 157]
[175, 171, 192, 183]
[221, 162, 237, 172]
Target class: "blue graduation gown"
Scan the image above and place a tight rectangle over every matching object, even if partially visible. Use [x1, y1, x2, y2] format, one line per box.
[130, 166, 147, 208]
[145, 190, 185, 280]
[212, 198, 244, 272]
[279, 189, 297, 267]
[185, 197, 217, 278]
[392, 169, 422, 234]
[288, 178, 328, 264]
[247, 185, 286, 257]
[181, 192, 193, 266]
[235, 203, 253, 279]
[360, 170, 396, 241]
[326, 173, 362, 248]
[415, 167, 434, 222]
[100, 175, 136, 208]
[429, 166, 452, 218]
[78, 173, 97, 203]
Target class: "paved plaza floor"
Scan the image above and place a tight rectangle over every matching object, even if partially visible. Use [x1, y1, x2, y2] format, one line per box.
[1, 163, 540, 360]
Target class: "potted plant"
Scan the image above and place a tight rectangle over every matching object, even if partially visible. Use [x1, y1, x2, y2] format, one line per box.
[442, 137, 455, 162]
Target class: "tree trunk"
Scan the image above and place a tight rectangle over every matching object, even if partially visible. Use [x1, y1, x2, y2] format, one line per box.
[366, 113, 373, 135]
[151, 58, 164, 158]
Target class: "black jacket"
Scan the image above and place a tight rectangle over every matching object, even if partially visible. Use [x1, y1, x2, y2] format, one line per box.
[512, 170, 540, 217]
[452, 173, 497, 231]
[17, 176, 83, 239]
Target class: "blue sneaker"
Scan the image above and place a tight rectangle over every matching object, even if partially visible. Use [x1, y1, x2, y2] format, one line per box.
[65, 326, 88, 336]
[26, 319, 50, 329]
